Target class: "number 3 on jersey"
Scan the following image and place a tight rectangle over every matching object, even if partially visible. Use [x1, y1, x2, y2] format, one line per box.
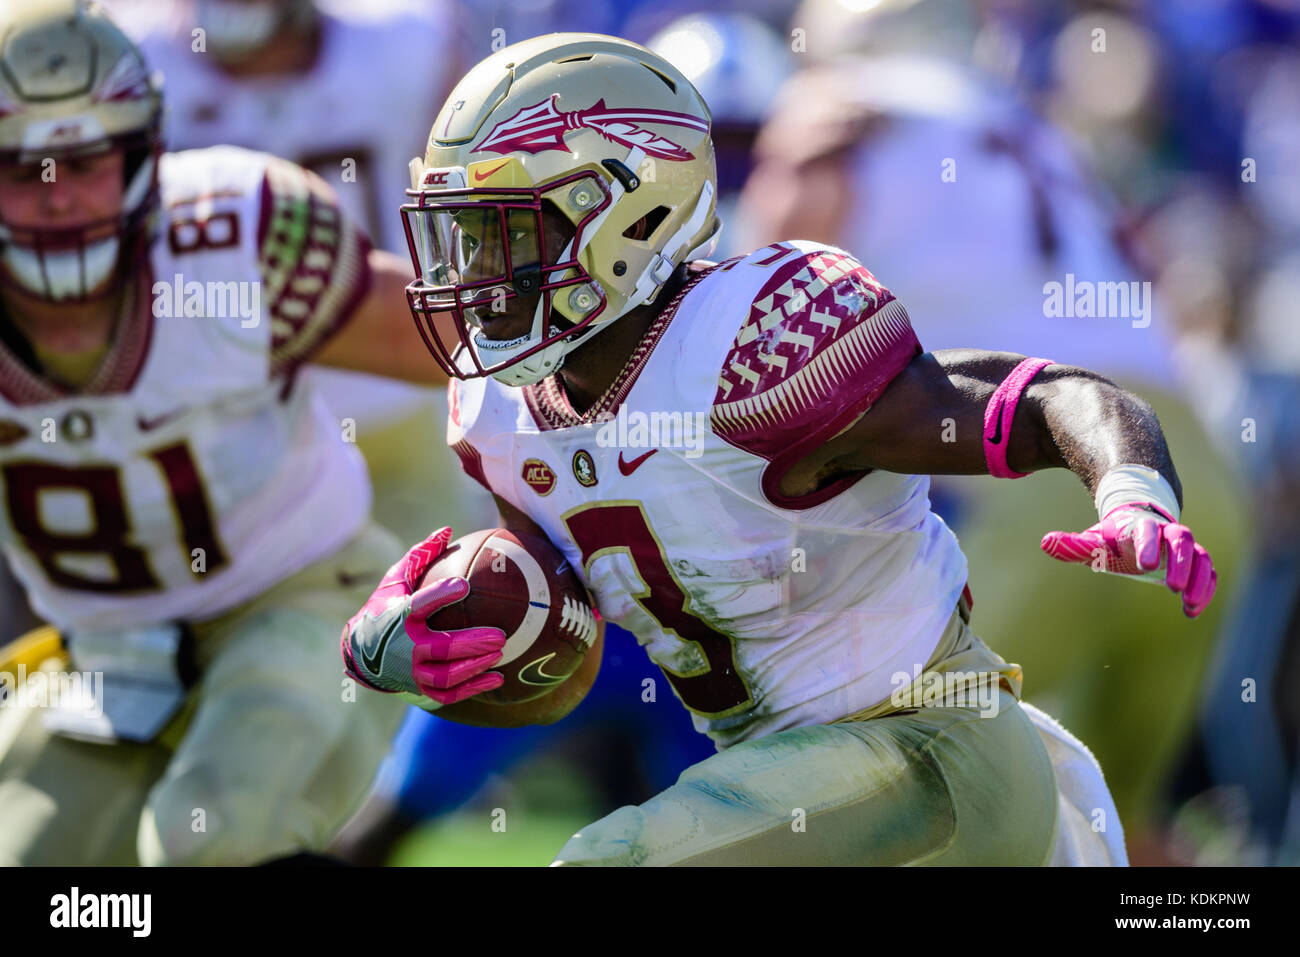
[563, 500, 753, 718]
[3, 441, 229, 592]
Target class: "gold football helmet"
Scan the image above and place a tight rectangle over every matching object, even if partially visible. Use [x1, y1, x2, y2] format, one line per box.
[0, 0, 162, 302]
[403, 33, 720, 387]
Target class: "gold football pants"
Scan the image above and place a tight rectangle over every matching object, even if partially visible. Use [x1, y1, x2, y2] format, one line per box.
[0, 522, 407, 866]
[552, 601, 1059, 866]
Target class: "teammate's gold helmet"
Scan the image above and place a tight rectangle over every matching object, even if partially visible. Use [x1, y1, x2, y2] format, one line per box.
[0, 0, 162, 302]
[403, 33, 720, 386]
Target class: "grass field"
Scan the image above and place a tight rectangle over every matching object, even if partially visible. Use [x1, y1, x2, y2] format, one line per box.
[387, 756, 609, 867]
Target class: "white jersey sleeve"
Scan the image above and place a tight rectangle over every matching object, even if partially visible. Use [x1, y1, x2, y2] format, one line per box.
[128, 1, 459, 429]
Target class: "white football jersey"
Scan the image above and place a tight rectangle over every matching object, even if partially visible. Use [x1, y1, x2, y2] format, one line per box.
[449, 241, 967, 747]
[0, 146, 373, 633]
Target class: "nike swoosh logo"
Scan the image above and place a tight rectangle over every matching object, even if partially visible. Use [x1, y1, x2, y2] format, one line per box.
[473, 160, 511, 182]
[360, 616, 402, 676]
[617, 449, 657, 476]
[986, 398, 1006, 445]
[137, 408, 185, 431]
[518, 652, 569, 687]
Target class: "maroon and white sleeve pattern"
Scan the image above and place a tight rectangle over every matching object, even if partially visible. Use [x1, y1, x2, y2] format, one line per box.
[257, 158, 373, 377]
[710, 247, 922, 508]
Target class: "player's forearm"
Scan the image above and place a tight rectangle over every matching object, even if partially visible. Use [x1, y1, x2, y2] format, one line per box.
[312, 250, 449, 384]
[833, 350, 1183, 507]
[1023, 366, 1184, 506]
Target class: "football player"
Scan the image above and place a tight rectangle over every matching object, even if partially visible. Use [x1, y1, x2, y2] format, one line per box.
[341, 10, 798, 866]
[115, 0, 486, 550]
[343, 34, 1218, 865]
[644, 13, 795, 261]
[111, 1, 718, 861]
[0, 0, 440, 865]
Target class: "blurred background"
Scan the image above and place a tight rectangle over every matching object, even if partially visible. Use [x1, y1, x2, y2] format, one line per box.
[6, 0, 1295, 866]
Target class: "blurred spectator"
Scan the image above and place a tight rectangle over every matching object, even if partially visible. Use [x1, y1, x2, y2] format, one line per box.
[740, 51, 1177, 382]
[453, 0, 798, 61]
[119, 0, 456, 254]
[1032, 0, 1300, 865]
[647, 13, 796, 259]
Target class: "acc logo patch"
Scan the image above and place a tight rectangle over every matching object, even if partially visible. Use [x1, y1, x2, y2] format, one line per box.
[572, 449, 597, 487]
[0, 419, 29, 447]
[521, 458, 556, 496]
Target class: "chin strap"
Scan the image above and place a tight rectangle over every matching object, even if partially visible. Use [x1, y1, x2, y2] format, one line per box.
[568, 145, 646, 264]
[626, 179, 716, 312]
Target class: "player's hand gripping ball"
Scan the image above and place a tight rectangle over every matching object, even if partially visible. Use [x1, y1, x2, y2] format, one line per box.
[1039, 503, 1218, 618]
[342, 527, 599, 709]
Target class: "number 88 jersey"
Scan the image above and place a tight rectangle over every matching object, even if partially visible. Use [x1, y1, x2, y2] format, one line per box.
[449, 241, 969, 748]
[0, 146, 373, 634]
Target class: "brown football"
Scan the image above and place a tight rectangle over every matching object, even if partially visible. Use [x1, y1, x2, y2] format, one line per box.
[416, 527, 598, 704]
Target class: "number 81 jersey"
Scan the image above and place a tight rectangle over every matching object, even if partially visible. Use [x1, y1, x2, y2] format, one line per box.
[0, 146, 372, 633]
[450, 241, 969, 748]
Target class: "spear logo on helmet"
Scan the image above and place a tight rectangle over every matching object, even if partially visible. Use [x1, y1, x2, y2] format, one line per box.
[473, 94, 707, 161]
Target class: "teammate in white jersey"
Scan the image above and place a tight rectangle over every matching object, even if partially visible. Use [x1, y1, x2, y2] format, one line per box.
[114, 0, 483, 542]
[0, 1, 444, 865]
[343, 34, 1220, 865]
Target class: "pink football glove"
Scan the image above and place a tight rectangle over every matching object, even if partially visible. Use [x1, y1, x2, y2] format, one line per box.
[1040, 503, 1218, 618]
[341, 527, 506, 709]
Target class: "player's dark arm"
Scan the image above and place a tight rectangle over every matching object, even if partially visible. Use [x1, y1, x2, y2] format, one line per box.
[430, 494, 603, 728]
[797, 348, 1183, 504]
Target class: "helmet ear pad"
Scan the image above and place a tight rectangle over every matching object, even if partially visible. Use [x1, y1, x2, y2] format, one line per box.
[541, 173, 682, 328]
[487, 198, 578, 321]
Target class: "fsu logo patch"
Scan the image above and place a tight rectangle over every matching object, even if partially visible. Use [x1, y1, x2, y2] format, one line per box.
[62, 410, 94, 442]
[572, 449, 597, 487]
[521, 458, 556, 496]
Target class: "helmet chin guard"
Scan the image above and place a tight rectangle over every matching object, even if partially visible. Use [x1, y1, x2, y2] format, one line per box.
[402, 164, 617, 385]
